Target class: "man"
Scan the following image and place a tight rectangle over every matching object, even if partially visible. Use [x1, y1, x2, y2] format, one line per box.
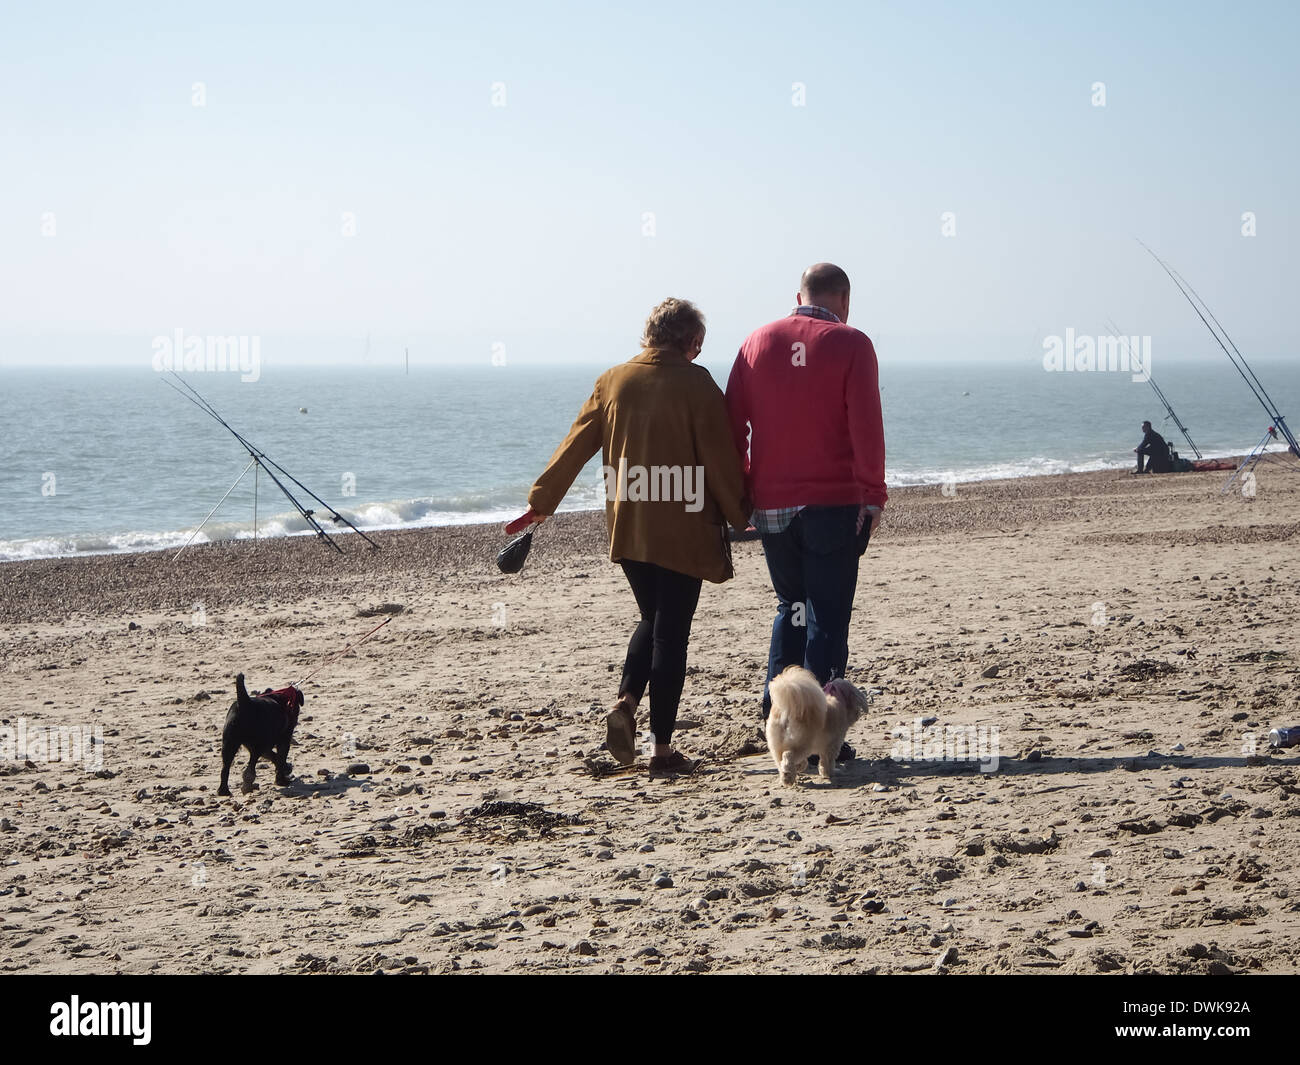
[725, 263, 886, 762]
[1135, 420, 1171, 473]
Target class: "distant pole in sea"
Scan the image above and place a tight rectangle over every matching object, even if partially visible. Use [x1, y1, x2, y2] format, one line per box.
[405, 347, 409, 375]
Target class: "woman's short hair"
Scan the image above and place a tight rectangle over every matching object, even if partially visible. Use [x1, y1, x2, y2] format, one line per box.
[642, 297, 705, 354]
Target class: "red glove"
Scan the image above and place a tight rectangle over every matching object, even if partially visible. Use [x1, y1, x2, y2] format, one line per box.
[504, 509, 544, 535]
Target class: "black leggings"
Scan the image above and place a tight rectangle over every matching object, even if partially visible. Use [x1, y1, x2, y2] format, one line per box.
[618, 560, 702, 747]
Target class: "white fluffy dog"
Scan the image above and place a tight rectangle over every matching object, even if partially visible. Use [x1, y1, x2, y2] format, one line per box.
[766, 666, 869, 786]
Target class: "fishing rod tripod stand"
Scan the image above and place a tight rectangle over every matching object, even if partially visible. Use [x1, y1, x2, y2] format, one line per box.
[174, 454, 270, 560]
[1221, 422, 1300, 497]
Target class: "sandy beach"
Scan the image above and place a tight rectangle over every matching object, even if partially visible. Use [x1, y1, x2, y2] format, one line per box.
[2, 464, 1298, 975]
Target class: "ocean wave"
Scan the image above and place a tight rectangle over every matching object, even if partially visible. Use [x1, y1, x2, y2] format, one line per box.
[0, 449, 1264, 564]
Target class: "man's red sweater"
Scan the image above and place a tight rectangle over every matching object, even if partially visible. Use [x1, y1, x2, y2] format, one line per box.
[724, 312, 887, 510]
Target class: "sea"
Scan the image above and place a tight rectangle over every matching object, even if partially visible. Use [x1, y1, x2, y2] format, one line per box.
[2, 356, 1297, 563]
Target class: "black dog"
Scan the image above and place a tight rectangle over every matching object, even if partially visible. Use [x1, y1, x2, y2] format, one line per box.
[218, 674, 304, 796]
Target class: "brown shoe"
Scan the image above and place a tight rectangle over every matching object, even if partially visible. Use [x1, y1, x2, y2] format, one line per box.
[648, 751, 699, 776]
[605, 702, 636, 765]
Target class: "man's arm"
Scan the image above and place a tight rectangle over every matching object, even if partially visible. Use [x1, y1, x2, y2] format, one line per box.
[724, 348, 752, 482]
[846, 335, 887, 511]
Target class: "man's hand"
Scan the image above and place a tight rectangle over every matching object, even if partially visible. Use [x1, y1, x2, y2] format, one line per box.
[857, 504, 883, 536]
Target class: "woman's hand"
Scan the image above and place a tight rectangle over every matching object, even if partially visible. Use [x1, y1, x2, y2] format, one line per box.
[504, 509, 546, 535]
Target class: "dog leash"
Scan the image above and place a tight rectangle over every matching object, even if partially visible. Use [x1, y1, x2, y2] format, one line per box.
[290, 616, 394, 689]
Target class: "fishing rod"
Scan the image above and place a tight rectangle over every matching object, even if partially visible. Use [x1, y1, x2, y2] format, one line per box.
[163, 375, 343, 554]
[163, 373, 381, 552]
[1138, 240, 1299, 457]
[1105, 319, 1202, 459]
[166, 374, 382, 549]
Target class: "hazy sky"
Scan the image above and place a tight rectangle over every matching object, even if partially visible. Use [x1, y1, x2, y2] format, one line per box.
[2, 1, 1296, 368]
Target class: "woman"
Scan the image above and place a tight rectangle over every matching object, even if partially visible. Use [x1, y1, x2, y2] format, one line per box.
[515, 298, 749, 774]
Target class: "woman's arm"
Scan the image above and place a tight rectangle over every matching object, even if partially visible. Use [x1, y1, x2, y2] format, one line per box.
[695, 375, 751, 531]
[527, 384, 604, 517]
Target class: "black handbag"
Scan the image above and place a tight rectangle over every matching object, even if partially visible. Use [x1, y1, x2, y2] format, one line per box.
[496, 528, 534, 574]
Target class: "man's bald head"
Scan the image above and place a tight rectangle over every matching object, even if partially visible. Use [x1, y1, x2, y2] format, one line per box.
[797, 262, 851, 323]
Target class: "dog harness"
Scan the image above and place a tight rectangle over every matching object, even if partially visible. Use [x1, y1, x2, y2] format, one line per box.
[258, 685, 304, 726]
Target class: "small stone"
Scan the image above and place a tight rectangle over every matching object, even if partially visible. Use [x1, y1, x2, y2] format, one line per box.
[595, 849, 613, 860]
[871, 783, 889, 793]
[346, 763, 371, 775]
[787, 829, 802, 841]
[981, 664, 1000, 679]
[1172, 743, 1185, 752]
[1170, 886, 1187, 896]
[638, 843, 655, 853]
[651, 874, 673, 889]
[419, 754, 433, 765]
[571, 940, 597, 956]
[1090, 848, 1112, 858]
[1025, 749, 1043, 763]
[506, 920, 524, 931]
[935, 946, 958, 968]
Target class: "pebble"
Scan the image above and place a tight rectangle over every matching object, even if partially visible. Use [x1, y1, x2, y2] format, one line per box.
[638, 843, 655, 853]
[571, 940, 597, 956]
[346, 763, 370, 775]
[787, 830, 802, 841]
[981, 664, 1000, 679]
[651, 874, 673, 889]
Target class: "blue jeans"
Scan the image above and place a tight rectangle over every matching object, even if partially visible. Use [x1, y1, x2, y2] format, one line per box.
[760, 505, 861, 716]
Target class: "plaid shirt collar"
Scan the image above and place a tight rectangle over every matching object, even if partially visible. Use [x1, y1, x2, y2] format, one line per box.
[790, 304, 842, 323]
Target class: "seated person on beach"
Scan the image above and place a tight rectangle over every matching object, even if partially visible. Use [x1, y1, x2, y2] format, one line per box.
[1134, 420, 1171, 474]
